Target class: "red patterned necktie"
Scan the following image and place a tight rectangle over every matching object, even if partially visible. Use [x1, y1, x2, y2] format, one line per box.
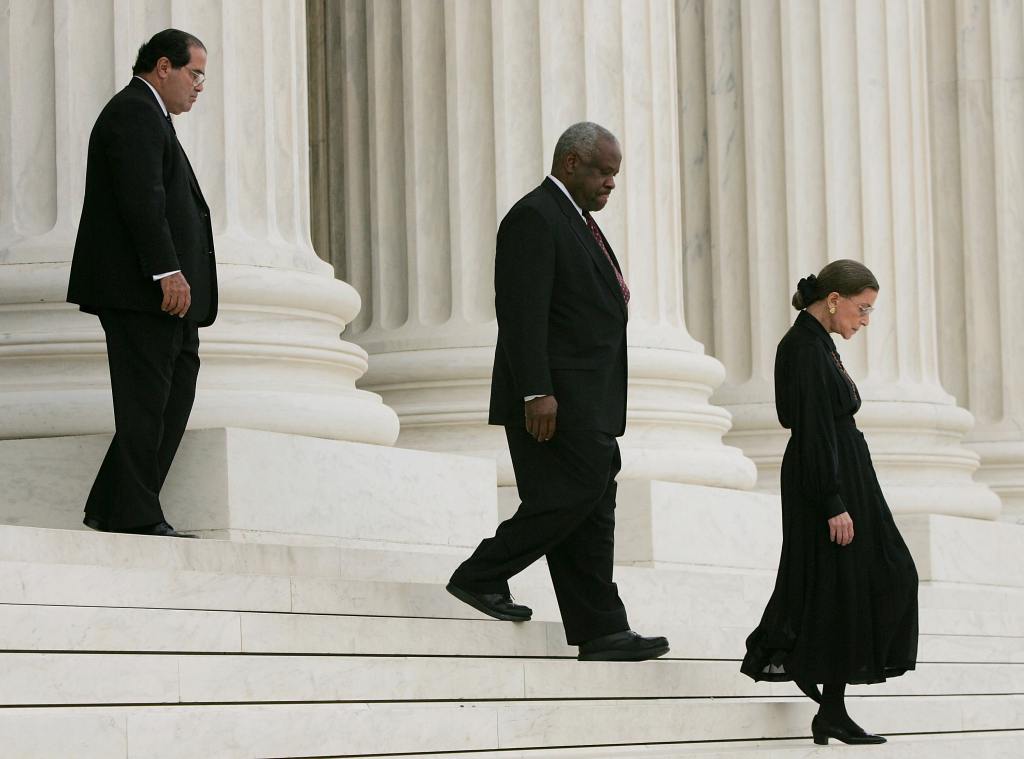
[583, 212, 630, 304]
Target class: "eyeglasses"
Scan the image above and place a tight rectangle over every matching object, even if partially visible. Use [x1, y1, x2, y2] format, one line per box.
[841, 296, 874, 316]
[185, 67, 206, 88]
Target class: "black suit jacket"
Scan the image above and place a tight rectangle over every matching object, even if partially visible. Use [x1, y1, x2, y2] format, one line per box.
[489, 178, 628, 437]
[68, 78, 218, 326]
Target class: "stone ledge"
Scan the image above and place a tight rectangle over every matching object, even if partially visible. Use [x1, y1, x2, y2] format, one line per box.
[0, 695, 1020, 758]
[0, 428, 498, 550]
[898, 513, 1024, 588]
[358, 731, 1024, 759]
[499, 481, 782, 570]
[0, 604, 1017, 662]
[1, 653, 1018, 706]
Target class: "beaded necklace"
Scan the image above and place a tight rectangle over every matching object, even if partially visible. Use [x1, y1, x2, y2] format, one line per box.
[829, 350, 860, 404]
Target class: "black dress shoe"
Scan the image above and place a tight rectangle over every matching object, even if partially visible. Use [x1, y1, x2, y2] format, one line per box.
[118, 521, 198, 539]
[577, 630, 670, 661]
[446, 582, 532, 621]
[812, 714, 886, 745]
[83, 517, 105, 532]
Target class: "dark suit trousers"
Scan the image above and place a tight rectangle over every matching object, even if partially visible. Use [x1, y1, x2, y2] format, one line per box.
[84, 309, 199, 530]
[450, 426, 629, 644]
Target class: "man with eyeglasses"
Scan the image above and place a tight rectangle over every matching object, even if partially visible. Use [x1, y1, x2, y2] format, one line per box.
[67, 29, 217, 537]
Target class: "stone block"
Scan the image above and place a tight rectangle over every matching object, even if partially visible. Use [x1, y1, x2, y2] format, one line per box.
[615, 480, 782, 569]
[0, 653, 178, 705]
[899, 514, 1024, 587]
[0, 709, 127, 758]
[0, 605, 242, 653]
[0, 427, 499, 550]
[0, 523, 462, 581]
[501, 480, 782, 570]
[0, 560, 292, 612]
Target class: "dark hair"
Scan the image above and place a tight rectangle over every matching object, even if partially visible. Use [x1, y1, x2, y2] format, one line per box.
[792, 259, 880, 310]
[132, 29, 205, 75]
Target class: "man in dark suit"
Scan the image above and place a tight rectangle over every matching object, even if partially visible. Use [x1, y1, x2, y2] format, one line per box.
[67, 29, 217, 538]
[447, 123, 669, 661]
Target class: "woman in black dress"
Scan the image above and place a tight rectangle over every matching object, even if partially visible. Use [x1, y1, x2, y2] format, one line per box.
[741, 260, 919, 745]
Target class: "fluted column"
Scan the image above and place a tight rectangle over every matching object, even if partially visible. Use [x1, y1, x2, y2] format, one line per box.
[323, 0, 755, 488]
[682, 0, 1000, 518]
[927, 0, 1024, 522]
[0, 0, 398, 445]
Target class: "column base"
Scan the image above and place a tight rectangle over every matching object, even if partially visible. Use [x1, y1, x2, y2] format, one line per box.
[498, 481, 1024, 588]
[363, 342, 759, 490]
[0, 262, 400, 445]
[968, 437, 1024, 523]
[726, 394, 1002, 519]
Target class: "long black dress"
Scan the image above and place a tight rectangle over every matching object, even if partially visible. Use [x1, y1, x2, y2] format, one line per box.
[741, 311, 918, 686]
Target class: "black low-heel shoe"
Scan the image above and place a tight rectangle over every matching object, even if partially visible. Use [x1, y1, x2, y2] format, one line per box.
[811, 714, 887, 745]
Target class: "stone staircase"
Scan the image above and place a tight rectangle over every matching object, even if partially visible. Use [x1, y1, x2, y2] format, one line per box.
[0, 524, 1021, 758]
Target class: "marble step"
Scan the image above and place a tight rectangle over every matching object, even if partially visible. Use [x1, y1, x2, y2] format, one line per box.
[353, 731, 1024, 759]
[0, 523, 461, 582]
[0, 554, 761, 625]
[1, 652, 1020, 706]
[1, 695, 1021, 759]
[918, 581, 1024, 612]
[1, 603, 1020, 662]
[1, 558, 1021, 639]
[1, 525, 1022, 620]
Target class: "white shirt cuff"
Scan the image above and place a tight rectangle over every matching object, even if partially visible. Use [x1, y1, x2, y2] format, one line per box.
[524, 395, 548, 402]
[153, 270, 181, 281]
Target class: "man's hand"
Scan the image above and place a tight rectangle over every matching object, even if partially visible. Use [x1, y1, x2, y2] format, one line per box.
[160, 272, 191, 317]
[828, 511, 854, 546]
[525, 395, 558, 442]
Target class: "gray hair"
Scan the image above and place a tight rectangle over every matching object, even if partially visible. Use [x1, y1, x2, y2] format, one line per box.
[551, 122, 618, 171]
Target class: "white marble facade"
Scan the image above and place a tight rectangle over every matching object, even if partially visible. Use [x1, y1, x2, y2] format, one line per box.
[1, 0, 1022, 527]
[311, 0, 1019, 521]
[926, 0, 1024, 522]
[0, 0, 398, 449]
[680, 0, 1003, 519]
[322, 0, 756, 491]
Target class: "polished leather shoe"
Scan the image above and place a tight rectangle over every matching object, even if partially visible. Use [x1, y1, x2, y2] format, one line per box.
[811, 714, 886, 745]
[577, 630, 670, 661]
[120, 521, 198, 539]
[446, 582, 532, 621]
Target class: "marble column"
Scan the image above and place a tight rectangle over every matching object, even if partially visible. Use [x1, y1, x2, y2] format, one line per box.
[682, 0, 1000, 518]
[321, 0, 756, 488]
[926, 0, 1024, 523]
[0, 0, 398, 445]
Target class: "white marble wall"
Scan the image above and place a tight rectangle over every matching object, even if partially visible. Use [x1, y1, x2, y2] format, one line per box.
[3, 0, 1018, 522]
[681, 0, 1001, 518]
[926, 0, 1024, 522]
[0, 0, 398, 445]
[327, 0, 756, 488]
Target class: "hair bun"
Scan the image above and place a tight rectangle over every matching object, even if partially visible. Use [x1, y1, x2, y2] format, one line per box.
[796, 274, 819, 306]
